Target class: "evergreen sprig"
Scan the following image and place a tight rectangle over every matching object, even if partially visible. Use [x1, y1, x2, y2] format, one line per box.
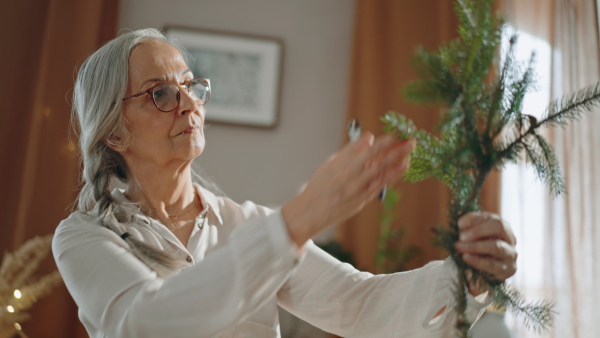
[493, 284, 556, 334]
[540, 81, 600, 128]
[382, 0, 600, 336]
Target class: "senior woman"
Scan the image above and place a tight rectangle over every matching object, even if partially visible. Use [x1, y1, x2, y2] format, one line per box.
[53, 28, 517, 338]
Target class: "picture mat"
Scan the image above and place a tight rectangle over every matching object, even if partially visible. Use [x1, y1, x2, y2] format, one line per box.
[166, 28, 282, 127]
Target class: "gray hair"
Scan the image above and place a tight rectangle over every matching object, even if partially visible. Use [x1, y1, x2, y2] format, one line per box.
[72, 28, 217, 277]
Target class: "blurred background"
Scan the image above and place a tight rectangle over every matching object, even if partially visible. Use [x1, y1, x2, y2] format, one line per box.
[1, 0, 598, 337]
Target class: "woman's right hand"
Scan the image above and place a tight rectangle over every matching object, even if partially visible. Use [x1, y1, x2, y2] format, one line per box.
[281, 133, 415, 248]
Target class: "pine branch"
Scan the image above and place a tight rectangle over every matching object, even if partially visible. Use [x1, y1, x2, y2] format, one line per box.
[522, 134, 566, 196]
[455, 0, 477, 31]
[495, 52, 537, 137]
[539, 82, 600, 127]
[381, 0, 600, 335]
[383, 112, 464, 187]
[498, 82, 600, 171]
[453, 270, 472, 337]
[404, 47, 462, 106]
[493, 283, 555, 333]
[484, 31, 515, 138]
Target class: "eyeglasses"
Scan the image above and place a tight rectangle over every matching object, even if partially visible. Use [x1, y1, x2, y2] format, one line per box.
[121, 78, 211, 112]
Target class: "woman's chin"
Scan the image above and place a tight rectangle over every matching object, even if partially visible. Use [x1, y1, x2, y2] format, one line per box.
[182, 143, 204, 160]
[168, 140, 205, 163]
[181, 133, 205, 155]
[191, 138, 205, 150]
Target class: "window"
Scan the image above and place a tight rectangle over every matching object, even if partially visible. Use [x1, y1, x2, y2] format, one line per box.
[499, 26, 556, 337]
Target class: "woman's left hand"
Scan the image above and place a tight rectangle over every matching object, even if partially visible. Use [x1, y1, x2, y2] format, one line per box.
[454, 212, 517, 292]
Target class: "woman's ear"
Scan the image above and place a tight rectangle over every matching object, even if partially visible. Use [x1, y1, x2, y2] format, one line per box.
[104, 134, 127, 153]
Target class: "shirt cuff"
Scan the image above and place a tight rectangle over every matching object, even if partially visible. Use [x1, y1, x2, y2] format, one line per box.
[465, 288, 493, 323]
[268, 209, 307, 264]
[442, 257, 494, 325]
[463, 277, 494, 326]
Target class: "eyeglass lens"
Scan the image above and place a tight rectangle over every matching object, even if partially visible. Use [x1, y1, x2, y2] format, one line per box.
[152, 80, 210, 112]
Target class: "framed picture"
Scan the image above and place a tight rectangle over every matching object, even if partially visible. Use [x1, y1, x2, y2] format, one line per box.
[165, 26, 283, 128]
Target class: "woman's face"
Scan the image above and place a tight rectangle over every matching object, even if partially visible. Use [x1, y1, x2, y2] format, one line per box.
[120, 40, 206, 168]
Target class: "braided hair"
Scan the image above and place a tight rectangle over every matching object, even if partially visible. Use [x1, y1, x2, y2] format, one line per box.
[72, 29, 194, 277]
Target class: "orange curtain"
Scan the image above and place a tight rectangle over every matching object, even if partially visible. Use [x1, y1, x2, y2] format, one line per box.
[0, 0, 118, 336]
[339, 0, 500, 273]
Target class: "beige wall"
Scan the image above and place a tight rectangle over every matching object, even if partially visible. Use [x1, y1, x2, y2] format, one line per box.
[119, 0, 356, 207]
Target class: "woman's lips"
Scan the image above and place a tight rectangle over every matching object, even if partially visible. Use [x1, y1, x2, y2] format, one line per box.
[176, 126, 200, 136]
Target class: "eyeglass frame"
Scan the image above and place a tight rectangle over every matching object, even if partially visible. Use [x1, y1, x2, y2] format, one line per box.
[120, 78, 211, 112]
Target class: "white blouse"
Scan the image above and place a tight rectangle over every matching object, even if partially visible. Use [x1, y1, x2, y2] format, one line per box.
[52, 184, 489, 338]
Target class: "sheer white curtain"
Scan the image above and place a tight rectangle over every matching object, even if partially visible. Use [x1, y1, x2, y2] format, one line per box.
[501, 0, 600, 337]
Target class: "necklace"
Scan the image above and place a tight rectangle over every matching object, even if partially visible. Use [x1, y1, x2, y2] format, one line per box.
[158, 203, 196, 220]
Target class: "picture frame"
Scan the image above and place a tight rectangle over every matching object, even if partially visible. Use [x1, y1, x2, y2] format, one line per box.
[164, 26, 283, 128]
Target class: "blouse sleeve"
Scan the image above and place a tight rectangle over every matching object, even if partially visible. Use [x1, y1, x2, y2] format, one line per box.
[52, 210, 302, 338]
[277, 242, 491, 338]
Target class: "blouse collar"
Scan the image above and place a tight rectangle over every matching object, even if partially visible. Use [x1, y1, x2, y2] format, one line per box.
[109, 183, 224, 225]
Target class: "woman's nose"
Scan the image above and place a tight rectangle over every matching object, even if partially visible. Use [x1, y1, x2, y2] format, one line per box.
[176, 86, 200, 116]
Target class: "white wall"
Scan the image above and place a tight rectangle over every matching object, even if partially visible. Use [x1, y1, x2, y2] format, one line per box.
[120, 2, 354, 336]
[119, 0, 356, 208]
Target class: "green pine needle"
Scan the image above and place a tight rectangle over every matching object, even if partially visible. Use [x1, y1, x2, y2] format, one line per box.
[379, 0, 600, 335]
[382, 0, 600, 334]
[493, 284, 556, 334]
[540, 82, 600, 127]
[523, 134, 566, 196]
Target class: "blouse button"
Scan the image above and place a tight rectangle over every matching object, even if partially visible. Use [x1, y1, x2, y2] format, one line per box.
[186, 256, 192, 263]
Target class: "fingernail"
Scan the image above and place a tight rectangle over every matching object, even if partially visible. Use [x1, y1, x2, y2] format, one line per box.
[400, 158, 410, 172]
[458, 219, 470, 229]
[460, 232, 472, 241]
[409, 139, 417, 150]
